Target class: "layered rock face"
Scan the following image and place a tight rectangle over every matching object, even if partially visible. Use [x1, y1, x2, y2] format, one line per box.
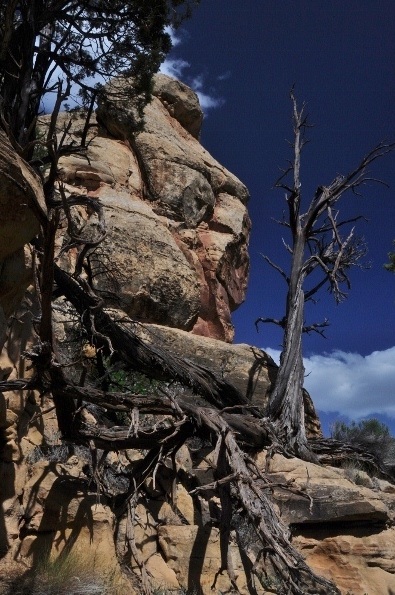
[260, 454, 395, 595]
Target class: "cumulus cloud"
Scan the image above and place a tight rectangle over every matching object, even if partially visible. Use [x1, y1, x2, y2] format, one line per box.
[264, 346, 395, 420]
[194, 91, 225, 111]
[164, 26, 184, 47]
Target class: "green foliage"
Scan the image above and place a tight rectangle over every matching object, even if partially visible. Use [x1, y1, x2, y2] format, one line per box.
[0, 0, 199, 150]
[331, 418, 395, 468]
[106, 365, 167, 426]
[331, 418, 391, 441]
[384, 240, 395, 273]
[109, 367, 160, 395]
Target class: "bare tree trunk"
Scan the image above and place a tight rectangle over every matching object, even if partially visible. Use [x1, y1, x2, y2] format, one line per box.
[257, 94, 394, 462]
[268, 235, 316, 460]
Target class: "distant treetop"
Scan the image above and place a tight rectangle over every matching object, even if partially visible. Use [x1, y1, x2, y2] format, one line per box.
[384, 240, 395, 273]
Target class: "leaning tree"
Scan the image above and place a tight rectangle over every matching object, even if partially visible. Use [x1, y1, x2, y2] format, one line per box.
[256, 89, 394, 461]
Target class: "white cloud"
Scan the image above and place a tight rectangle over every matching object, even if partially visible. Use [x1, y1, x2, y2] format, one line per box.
[164, 26, 182, 47]
[188, 74, 225, 111]
[160, 58, 190, 79]
[194, 91, 225, 111]
[159, 39, 225, 112]
[264, 346, 395, 420]
[164, 26, 189, 48]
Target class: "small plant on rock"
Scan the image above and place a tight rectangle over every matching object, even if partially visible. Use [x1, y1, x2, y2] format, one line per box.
[1, 550, 118, 595]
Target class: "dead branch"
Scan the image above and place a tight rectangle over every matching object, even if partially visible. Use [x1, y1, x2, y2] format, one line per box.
[189, 473, 240, 494]
[190, 406, 341, 594]
[302, 319, 329, 336]
[126, 493, 153, 595]
[53, 264, 248, 410]
[260, 253, 290, 283]
[77, 417, 194, 452]
[255, 316, 286, 331]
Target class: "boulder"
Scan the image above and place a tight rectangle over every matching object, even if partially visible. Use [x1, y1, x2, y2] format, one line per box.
[257, 452, 389, 524]
[134, 322, 322, 437]
[0, 130, 45, 262]
[152, 73, 204, 139]
[81, 190, 201, 329]
[95, 73, 250, 341]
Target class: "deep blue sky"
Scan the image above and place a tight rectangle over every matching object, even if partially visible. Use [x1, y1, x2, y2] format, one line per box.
[163, 0, 395, 434]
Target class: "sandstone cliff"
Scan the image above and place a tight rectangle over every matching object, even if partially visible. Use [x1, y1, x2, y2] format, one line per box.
[1, 75, 395, 595]
[49, 73, 251, 343]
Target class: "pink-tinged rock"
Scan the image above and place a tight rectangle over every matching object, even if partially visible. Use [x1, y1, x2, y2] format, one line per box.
[95, 73, 250, 341]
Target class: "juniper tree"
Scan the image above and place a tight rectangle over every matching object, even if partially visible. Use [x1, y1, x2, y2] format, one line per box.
[0, 0, 197, 156]
[384, 240, 395, 273]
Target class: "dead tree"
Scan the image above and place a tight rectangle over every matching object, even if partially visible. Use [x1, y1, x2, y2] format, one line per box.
[256, 89, 394, 461]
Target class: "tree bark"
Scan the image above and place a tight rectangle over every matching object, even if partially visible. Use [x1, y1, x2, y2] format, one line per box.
[269, 232, 315, 460]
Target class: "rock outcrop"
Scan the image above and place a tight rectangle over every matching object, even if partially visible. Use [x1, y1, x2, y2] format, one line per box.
[262, 453, 395, 595]
[1, 75, 395, 595]
[0, 130, 46, 350]
[2, 434, 395, 595]
[53, 73, 250, 342]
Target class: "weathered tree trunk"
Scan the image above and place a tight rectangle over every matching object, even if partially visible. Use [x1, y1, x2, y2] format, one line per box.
[260, 94, 394, 462]
[269, 234, 316, 460]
